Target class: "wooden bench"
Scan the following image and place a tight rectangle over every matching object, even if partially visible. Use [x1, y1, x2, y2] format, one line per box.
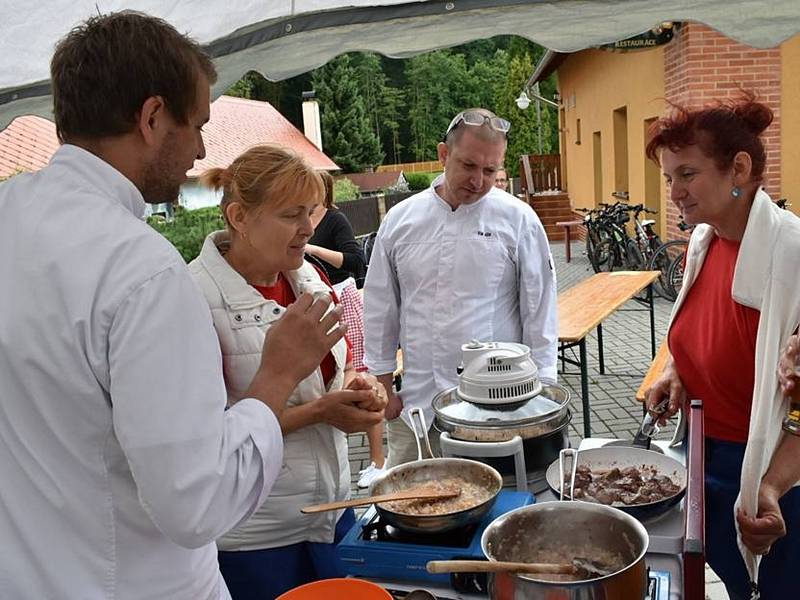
[555, 219, 583, 263]
[558, 270, 660, 437]
[636, 340, 670, 403]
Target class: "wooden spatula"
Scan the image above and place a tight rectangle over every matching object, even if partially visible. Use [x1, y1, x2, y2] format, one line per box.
[427, 557, 611, 578]
[301, 487, 460, 514]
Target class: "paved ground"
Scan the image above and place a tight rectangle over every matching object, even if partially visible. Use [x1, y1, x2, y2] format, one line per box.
[345, 239, 728, 599]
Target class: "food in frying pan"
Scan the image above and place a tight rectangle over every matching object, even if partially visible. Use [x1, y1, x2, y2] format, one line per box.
[570, 465, 681, 506]
[380, 479, 492, 515]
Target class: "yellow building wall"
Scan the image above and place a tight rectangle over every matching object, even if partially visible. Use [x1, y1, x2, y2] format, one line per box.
[557, 48, 667, 232]
[781, 35, 800, 217]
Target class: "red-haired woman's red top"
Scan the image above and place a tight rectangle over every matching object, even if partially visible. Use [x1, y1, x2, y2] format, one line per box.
[669, 237, 760, 442]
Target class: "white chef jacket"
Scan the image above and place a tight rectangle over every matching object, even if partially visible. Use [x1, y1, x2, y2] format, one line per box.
[0, 145, 283, 600]
[363, 176, 558, 427]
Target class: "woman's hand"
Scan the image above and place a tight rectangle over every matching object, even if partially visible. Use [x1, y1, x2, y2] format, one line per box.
[778, 334, 800, 397]
[345, 373, 387, 412]
[316, 390, 385, 434]
[645, 358, 686, 426]
[737, 482, 787, 555]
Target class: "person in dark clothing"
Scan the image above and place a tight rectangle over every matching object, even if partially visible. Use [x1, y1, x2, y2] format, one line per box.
[307, 175, 366, 285]
[309, 172, 386, 488]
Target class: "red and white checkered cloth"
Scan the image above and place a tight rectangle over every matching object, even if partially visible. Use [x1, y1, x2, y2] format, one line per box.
[335, 279, 366, 372]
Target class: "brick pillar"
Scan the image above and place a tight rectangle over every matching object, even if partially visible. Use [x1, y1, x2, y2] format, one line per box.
[662, 23, 782, 240]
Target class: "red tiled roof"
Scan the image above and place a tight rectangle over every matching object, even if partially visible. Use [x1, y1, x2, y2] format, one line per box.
[189, 95, 338, 175]
[341, 171, 403, 193]
[0, 96, 337, 179]
[0, 115, 59, 178]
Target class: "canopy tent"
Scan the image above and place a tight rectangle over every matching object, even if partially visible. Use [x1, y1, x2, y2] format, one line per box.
[1, 0, 799, 130]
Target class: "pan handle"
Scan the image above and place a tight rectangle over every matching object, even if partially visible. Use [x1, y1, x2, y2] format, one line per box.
[558, 448, 578, 501]
[409, 407, 436, 460]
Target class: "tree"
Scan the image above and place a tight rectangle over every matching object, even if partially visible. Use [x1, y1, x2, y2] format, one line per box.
[496, 52, 555, 177]
[312, 55, 384, 173]
[351, 53, 405, 165]
[405, 51, 472, 161]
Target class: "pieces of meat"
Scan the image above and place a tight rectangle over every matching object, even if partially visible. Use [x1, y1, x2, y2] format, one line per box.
[569, 465, 680, 507]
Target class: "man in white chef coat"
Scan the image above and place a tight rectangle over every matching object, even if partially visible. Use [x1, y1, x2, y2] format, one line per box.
[363, 108, 558, 466]
[0, 11, 364, 600]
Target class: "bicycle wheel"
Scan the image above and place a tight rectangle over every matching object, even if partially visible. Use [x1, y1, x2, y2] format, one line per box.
[648, 240, 688, 300]
[586, 226, 607, 273]
[666, 251, 686, 300]
[625, 239, 645, 270]
[594, 238, 624, 272]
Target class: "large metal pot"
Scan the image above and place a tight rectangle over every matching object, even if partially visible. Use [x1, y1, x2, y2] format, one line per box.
[432, 384, 571, 472]
[369, 408, 503, 534]
[481, 502, 649, 599]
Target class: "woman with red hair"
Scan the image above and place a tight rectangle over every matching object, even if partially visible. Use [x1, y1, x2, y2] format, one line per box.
[645, 92, 800, 599]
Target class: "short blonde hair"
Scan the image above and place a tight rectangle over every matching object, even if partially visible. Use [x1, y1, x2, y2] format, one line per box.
[200, 145, 325, 228]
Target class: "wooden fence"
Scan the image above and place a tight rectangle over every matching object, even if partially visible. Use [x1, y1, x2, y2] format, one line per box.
[519, 153, 562, 195]
[377, 160, 440, 174]
[337, 196, 380, 236]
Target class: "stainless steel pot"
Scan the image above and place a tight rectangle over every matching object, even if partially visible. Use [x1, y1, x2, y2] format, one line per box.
[369, 408, 503, 534]
[432, 384, 571, 442]
[480, 502, 649, 599]
[433, 384, 572, 472]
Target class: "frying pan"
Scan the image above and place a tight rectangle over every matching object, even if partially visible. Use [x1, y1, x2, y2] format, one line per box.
[369, 408, 503, 534]
[545, 446, 686, 521]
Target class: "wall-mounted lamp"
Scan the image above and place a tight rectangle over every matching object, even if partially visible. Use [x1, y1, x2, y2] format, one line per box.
[515, 91, 531, 110]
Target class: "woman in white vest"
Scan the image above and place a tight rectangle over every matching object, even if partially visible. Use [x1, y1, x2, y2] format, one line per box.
[188, 145, 387, 600]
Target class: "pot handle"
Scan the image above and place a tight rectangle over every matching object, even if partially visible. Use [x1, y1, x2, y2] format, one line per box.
[409, 407, 436, 460]
[558, 448, 579, 501]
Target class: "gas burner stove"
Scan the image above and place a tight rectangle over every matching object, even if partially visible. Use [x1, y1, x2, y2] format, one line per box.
[337, 490, 533, 591]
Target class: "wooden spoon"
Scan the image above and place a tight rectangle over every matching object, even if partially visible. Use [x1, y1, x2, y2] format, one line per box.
[301, 486, 460, 514]
[427, 557, 611, 578]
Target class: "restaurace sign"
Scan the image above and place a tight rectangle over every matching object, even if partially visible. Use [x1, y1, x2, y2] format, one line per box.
[599, 23, 676, 51]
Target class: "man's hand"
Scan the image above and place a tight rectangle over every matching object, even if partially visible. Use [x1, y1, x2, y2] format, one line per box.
[737, 482, 787, 555]
[346, 373, 388, 413]
[245, 294, 346, 416]
[778, 334, 800, 397]
[645, 358, 686, 426]
[377, 373, 403, 420]
[317, 390, 385, 434]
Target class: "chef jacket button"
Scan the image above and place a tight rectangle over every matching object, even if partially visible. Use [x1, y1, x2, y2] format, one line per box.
[234, 314, 243, 322]
[273, 307, 281, 315]
[254, 314, 261, 321]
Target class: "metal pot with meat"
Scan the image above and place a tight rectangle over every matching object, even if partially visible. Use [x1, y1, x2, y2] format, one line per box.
[368, 408, 503, 534]
[432, 341, 571, 473]
[545, 447, 687, 521]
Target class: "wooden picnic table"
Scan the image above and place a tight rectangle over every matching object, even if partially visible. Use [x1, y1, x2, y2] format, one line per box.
[558, 270, 660, 438]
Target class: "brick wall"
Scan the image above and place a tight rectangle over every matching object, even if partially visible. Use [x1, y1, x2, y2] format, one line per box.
[662, 23, 782, 240]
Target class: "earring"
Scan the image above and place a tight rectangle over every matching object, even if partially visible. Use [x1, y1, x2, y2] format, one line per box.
[731, 186, 742, 199]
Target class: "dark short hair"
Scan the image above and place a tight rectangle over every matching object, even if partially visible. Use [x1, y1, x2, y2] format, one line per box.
[646, 91, 772, 182]
[51, 11, 217, 142]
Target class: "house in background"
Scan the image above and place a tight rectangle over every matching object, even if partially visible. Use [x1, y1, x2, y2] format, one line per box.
[528, 23, 800, 240]
[339, 170, 408, 197]
[0, 95, 338, 213]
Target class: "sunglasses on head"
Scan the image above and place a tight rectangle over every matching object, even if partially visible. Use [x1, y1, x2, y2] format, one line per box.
[443, 110, 511, 142]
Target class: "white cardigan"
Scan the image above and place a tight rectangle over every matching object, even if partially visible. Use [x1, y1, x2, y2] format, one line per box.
[668, 189, 800, 581]
[189, 231, 351, 550]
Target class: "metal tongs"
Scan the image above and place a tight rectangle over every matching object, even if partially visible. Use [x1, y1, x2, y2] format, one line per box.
[630, 396, 671, 450]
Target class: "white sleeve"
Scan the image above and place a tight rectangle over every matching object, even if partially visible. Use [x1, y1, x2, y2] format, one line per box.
[108, 261, 283, 549]
[518, 216, 559, 383]
[363, 226, 401, 375]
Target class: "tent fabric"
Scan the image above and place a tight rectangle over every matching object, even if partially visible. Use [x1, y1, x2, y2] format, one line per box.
[1, 0, 799, 130]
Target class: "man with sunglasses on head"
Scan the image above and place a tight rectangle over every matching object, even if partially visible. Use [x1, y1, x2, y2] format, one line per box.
[363, 108, 558, 466]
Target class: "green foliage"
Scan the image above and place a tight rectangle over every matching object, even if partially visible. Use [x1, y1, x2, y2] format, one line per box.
[405, 172, 440, 191]
[147, 206, 225, 263]
[312, 55, 384, 172]
[351, 53, 406, 166]
[334, 178, 360, 202]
